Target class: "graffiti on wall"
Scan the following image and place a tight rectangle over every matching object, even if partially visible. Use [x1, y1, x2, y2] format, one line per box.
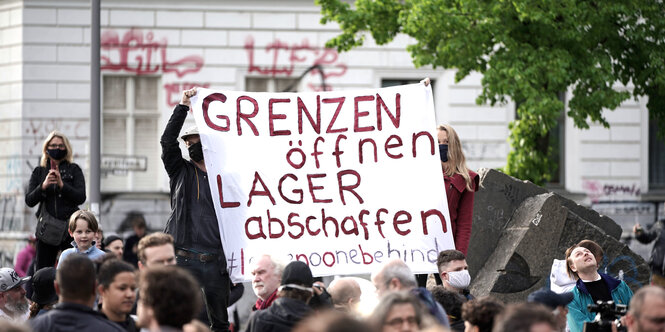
[101, 29, 204, 78]
[24, 119, 88, 156]
[164, 82, 211, 107]
[0, 195, 23, 231]
[244, 36, 348, 91]
[101, 28, 210, 107]
[582, 180, 642, 203]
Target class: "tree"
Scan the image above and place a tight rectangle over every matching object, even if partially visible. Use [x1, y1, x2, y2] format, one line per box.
[317, 0, 665, 185]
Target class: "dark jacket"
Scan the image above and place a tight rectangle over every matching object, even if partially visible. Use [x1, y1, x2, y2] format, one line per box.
[25, 160, 86, 221]
[29, 302, 125, 332]
[635, 219, 665, 276]
[160, 104, 222, 253]
[444, 170, 479, 255]
[244, 297, 312, 332]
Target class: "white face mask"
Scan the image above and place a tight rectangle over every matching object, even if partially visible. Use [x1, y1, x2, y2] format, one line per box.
[446, 269, 471, 289]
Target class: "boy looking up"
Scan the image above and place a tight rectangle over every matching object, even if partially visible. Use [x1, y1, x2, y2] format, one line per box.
[58, 210, 106, 266]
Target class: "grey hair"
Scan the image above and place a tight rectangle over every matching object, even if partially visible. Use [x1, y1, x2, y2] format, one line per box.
[377, 259, 417, 288]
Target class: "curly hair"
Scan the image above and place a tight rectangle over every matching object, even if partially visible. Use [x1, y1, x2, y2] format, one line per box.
[461, 296, 505, 332]
[139, 265, 201, 328]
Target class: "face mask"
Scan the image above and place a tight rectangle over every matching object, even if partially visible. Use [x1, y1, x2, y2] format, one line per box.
[446, 269, 470, 289]
[188, 142, 204, 162]
[47, 149, 67, 161]
[438, 144, 448, 162]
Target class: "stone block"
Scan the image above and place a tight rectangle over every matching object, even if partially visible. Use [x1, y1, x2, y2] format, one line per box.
[469, 168, 622, 277]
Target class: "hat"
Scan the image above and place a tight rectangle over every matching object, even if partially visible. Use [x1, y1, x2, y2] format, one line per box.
[0, 268, 31, 292]
[103, 234, 122, 248]
[31, 267, 58, 306]
[281, 261, 313, 288]
[527, 287, 574, 310]
[180, 126, 199, 140]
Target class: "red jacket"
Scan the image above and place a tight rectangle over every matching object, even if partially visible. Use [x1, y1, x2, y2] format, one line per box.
[444, 170, 479, 255]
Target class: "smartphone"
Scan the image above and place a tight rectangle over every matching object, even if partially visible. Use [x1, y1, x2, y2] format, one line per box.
[50, 159, 57, 170]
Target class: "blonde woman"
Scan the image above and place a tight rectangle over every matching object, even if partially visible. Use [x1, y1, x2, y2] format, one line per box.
[25, 131, 86, 269]
[437, 124, 478, 255]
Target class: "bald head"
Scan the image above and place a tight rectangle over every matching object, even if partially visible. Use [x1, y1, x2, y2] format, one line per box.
[625, 286, 665, 332]
[329, 278, 361, 311]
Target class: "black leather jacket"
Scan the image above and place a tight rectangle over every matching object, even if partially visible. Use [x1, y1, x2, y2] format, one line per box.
[25, 160, 86, 220]
[160, 104, 223, 253]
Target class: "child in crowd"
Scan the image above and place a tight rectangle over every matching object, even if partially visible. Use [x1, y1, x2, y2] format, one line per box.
[57, 210, 106, 266]
[97, 257, 138, 331]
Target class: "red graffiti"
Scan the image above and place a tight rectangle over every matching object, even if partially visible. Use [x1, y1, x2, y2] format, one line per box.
[245, 36, 347, 91]
[164, 82, 211, 107]
[101, 29, 204, 78]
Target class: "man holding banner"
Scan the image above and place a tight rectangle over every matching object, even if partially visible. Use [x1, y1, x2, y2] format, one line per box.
[188, 81, 455, 283]
[160, 88, 229, 332]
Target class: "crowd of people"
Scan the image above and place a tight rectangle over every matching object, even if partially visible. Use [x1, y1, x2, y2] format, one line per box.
[2, 87, 663, 332]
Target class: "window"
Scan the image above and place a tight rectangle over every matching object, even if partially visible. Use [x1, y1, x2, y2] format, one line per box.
[102, 76, 160, 192]
[246, 77, 299, 92]
[381, 79, 427, 88]
[649, 120, 665, 190]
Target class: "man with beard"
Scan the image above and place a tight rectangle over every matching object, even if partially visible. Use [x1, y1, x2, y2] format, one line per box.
[0, 267, 31, 322]
[250, 255, 283, 311]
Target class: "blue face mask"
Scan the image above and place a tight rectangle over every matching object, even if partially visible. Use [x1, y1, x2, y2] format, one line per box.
[439, 144, 448, 162]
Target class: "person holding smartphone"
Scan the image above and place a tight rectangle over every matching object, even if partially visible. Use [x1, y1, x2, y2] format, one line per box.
[25, 131, 86, 269]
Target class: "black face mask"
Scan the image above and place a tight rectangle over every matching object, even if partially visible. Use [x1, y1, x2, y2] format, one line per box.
[188, 142, 204, 162]
[439, 144, 448, 162]
[47, 149, 67, 161]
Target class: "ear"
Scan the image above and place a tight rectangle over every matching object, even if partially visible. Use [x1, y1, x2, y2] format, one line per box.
[54, 280, 61, 296]
[68, 229, 73, 237]
[623, 313, 635, 328]
[138, 261, 145, 271]
[440, 271, 448, 281]
[97, 284, 105, 297]
[389, 278, 401, 290]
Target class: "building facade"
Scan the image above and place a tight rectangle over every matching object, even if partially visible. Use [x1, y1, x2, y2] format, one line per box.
[0, 0, 663, 258]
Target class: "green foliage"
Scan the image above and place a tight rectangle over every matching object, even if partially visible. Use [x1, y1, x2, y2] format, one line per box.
[318, 0, 665, 185]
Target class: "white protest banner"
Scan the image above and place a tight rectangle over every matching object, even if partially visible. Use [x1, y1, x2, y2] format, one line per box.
[190, 83, 453, 282]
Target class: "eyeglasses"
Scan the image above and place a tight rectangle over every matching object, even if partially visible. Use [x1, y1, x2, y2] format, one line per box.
[385, 316, 417, 328]
[48, 144, 66, 149]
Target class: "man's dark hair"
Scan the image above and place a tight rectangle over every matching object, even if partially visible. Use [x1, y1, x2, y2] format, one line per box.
[56, 254, 96, 301]
[431, 286, 466, 320]
[140, 266, 201, 328]
[461, 296, 505, 332]
[493, 303, 556, 332]
[437, 249, 466, 273]
[97, 258, 135, 289]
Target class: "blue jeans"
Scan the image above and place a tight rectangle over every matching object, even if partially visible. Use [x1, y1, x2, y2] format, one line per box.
[176, 253, 230, 332]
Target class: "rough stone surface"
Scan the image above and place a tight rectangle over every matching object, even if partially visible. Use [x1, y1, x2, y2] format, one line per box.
[470, 193, 568, 302]
[469, 168, 621, 277]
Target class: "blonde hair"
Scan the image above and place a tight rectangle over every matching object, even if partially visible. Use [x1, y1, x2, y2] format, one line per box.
[437, 124, 474, 191]
[40, 131, 74, 167]
[68, 210, 99, 233]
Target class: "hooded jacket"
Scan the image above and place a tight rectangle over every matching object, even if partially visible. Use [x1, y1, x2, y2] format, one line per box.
[245, 297, 312, 332]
